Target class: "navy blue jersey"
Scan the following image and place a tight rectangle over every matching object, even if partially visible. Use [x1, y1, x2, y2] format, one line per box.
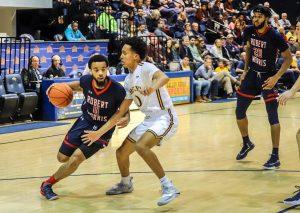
[79, 75, 126, 139]
[243, 25, 289, 73]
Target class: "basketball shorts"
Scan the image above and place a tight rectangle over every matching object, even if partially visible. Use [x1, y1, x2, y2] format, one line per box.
[127, 107, 178, 145]
[237, 70, 279, 102]
[59, 116, 110, 159]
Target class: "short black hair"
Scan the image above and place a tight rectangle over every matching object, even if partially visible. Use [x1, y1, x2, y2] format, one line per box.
[122, 37, 147, 60]
[88, 54, 109, 69]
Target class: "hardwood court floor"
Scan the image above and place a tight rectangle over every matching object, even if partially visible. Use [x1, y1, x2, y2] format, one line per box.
[1, 97, 300, 213]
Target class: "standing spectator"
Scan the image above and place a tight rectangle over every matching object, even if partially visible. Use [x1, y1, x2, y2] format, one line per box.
[64, 21, 86, 41]
[97, 5, 118, 34]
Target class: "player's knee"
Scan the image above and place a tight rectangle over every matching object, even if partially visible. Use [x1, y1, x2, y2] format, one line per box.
[236, 105, 246, 120]
[69, 153, 85, 168]
[57, 153, 69, 163]
[135, 143, 149, 154]
[266, 102, 279, 125]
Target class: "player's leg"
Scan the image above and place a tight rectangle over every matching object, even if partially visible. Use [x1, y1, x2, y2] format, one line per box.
[106, 137, 136, 195]
[138, 109, 179, 206]
[262, 90, 281, 169]
[235, 72, 259, 160]
[283, 129, 300, 205]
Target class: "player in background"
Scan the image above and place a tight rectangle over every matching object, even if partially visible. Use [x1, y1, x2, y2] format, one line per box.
[235, 6, 292, 169]
[82, 37, 180, 206]
[40, 54, 129, 200]
[279, 76, 300, 205]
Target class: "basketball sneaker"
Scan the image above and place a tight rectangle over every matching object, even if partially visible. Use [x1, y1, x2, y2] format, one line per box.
[236, 142, 255, 160]
[106, 177, 134, 195]
[40, 182, 58, 200]
[284, 186, 300, 205]
[157, 183, 180, 206]
[263, 154, 280, 170]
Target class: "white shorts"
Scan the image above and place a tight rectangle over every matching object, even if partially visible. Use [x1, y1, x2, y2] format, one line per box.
[127, 108, 178, 144]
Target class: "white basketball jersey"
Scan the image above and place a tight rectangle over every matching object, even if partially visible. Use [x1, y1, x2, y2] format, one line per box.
[124, 62, 173, 113]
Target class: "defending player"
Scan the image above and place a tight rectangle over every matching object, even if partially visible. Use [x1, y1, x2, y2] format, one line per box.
[81, 37, 180, 206]
[235, 6, 292, 169]
[40, 54, 129, 200]
[279, 75, 300, 205]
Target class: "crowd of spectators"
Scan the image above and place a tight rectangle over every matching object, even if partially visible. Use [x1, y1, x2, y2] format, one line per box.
[21, 0, 300, 101]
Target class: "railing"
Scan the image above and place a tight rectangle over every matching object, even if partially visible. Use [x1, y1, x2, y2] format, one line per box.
[0, 37, 31, 77]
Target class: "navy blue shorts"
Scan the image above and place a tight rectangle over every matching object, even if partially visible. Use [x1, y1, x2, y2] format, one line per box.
[237, 70, 279, 102]
[59, 116, 110, 159]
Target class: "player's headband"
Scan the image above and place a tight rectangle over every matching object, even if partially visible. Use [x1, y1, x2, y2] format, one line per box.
[252, 6, 272, 18]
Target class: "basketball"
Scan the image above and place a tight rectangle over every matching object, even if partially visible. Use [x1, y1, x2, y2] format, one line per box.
[48, 83, 73, 108]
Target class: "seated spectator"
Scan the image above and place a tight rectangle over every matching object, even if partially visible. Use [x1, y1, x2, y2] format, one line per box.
[154, 19, 171, 40]
[196, 37, 210, 59]
[180, 56, 195, 71]
[279, 13, 292, 30]
[212, 0, 224, 18]
[171, 39, 181, 61]
[225, 34, 240, 60]
[270, 14, 282, 30]
[183, 23, 194, 37]
[210, 39, 230, 63]
[21, 56, 42, 93]
[214, 60, 240, 86]
[134, 7, 147, 26]
[224, 0, 239, 16]
[235, 52, 246, 75]
[288, 37, 297, 54]
[142, 0, 153, 18]
[97, 5, 118, 34]
[194, 56, 219, 100]
[189, 36, 204, 64]
[64, 21, 86, 41]
[43, 55, 66, 78]
[179, 36, 194, 61]
[191, 22, 206, 41]
[159, 0, 180, 24]
[137, 23, 150, 38]
[120, 0, 135, 12]
[146, 9, 161, 32]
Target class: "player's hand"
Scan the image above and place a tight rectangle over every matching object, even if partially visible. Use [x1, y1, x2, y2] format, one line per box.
[278, 90, 295, 106]
[117, 116, 130, 129]
[141, 87, 155, 96]
[81, 130, 101, 146]
[263, 75, 280, 90]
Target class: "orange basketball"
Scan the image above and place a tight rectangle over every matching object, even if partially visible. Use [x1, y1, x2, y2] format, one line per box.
[48, 83, 73, 108]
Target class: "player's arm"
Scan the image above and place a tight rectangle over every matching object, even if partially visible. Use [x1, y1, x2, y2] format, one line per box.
[67, 81, 83, 92]
[117, 110, 130, 129]
[141, 70, 169, 96]
[278, 72, 300, 105]
[81, 99, 133, 145]
[243, 41, 251, 74]
[263, 49, 293, 89]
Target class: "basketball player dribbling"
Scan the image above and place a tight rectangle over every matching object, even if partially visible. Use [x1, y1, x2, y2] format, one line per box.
[235, 5, 292, 169]
[81, 37, 180, 206]
[40, 54, 129, 200]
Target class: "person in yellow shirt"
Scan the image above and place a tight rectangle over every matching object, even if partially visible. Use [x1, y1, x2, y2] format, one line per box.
[214, 60, 240, 86]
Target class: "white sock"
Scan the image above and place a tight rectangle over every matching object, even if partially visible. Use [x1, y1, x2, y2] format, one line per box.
[121, 175, 131, 185]
[160, 176, 171, 186]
